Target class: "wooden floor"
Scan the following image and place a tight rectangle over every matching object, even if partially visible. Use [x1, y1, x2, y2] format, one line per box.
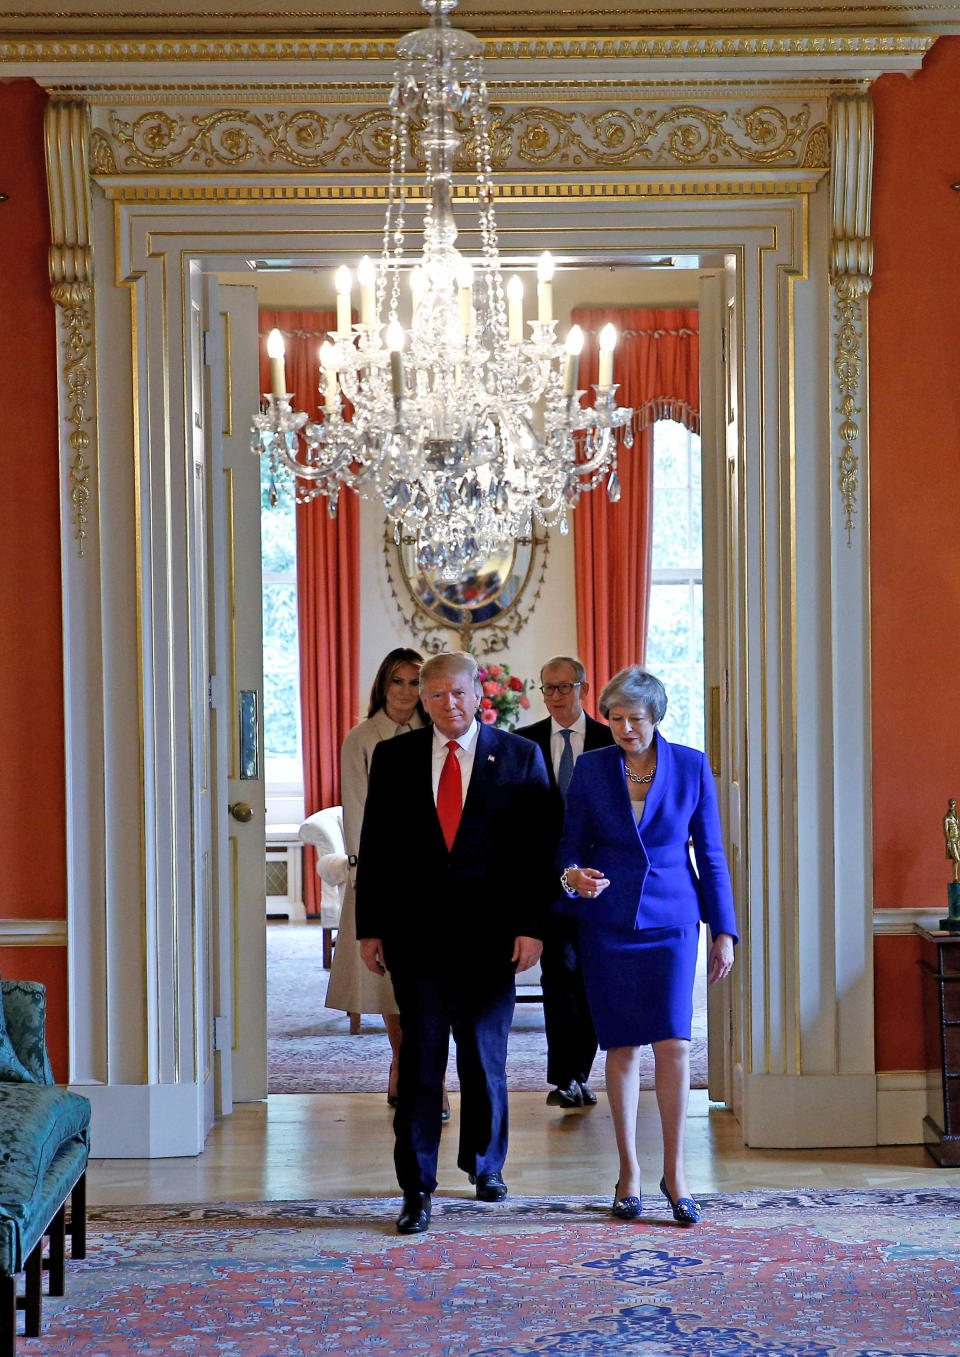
[88, 1090, 953, 1206]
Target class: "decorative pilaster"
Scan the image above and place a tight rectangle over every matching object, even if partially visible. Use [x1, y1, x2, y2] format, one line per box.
[45, 99, 96, 557]
[829, 93, 873, 547]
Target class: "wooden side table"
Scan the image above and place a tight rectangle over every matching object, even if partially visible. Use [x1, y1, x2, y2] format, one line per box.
[917, 925, 960, 1165]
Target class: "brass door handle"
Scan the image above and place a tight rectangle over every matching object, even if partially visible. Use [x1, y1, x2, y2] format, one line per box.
[229, 801, 254, 823]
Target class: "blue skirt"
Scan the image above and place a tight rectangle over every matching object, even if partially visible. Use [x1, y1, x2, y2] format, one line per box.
[579, 921, 699, 1049]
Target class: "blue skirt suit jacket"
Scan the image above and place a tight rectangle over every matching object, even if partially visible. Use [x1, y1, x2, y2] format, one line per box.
[558, 734, 738, 1047]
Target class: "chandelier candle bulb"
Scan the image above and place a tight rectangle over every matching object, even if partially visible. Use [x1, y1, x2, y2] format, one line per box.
[319, 341, 338, 413]
[457, 261, 474, 336]
[387, 322, 405, 397]
[357, 256, 377, 326]
[507, 275, 524, 345]
[598, 323, 617, 388]
[563, 325, 584, 397]
[536, 252, 554, 324]
[335, 266, 352, 333]
[266, 328, 287, 397]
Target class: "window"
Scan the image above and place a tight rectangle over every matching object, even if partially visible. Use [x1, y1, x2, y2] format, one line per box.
[646, 420, 704, 751]
[260, 464, 301, 789]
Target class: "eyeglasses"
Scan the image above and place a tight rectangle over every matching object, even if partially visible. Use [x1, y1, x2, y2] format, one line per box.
[539, 681, 582, 696]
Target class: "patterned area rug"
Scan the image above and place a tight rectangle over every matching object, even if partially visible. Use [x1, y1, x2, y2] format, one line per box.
[35, 1190, 960, 1355]
[267, 923, 709, 1095]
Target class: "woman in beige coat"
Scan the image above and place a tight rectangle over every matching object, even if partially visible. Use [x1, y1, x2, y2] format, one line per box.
[325, 648, 425, 1104]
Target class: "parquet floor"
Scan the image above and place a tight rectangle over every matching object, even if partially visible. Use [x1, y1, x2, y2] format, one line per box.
[87, 1089, 953, 1206]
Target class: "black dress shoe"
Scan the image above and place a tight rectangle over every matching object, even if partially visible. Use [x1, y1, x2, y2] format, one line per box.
[469, 1171, 508, 1202]
[545, 1081, 583, 1107]
[579, 1082, 598, 1106]
[397, 1192, 432, 1234]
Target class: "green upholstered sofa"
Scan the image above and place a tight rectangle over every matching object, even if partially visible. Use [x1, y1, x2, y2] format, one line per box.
[0, 980, 90, 1355]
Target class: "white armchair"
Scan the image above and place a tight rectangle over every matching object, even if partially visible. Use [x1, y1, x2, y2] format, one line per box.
[299, 805, 348, 967]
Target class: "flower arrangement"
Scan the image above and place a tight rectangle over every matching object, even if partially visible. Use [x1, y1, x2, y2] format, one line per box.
[477, 661, 531, 730]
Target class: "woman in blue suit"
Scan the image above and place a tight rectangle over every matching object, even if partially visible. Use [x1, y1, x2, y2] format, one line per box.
[558, 666, 736, 1225]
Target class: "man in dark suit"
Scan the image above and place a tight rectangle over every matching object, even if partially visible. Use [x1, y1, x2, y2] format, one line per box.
[518, 655, 614, 1108]
[357, 651, 553, 1234]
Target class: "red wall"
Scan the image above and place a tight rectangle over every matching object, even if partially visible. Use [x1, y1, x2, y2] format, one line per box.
[870, 37, 960, 1069]
[0, 80, 67, 1077]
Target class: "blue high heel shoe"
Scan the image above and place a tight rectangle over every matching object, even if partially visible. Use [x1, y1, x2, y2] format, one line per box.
[659, 1176, 702, 1225]
[611, 1181, 642, 1220]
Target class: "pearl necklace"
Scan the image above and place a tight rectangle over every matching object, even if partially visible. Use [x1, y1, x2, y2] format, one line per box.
[625, 763, 656, 785]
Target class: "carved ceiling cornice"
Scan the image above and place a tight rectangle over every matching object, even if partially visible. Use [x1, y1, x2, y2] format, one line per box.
[3, 33, 934, 111]
[1, 2, 959, 38]
[1, 32, 937, 62]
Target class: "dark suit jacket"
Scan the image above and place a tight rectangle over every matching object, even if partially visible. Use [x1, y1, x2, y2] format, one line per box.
[355, 721, 554, 974]
[518, 713, 615, 844]
[557, 733, 738, 940]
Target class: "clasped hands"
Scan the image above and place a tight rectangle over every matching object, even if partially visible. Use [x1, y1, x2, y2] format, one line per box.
[360, 935, 543, 976]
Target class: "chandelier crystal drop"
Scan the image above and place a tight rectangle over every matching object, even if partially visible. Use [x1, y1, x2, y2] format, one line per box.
[251, 0, 633, 582]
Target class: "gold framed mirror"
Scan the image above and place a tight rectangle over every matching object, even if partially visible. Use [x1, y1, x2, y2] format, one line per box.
[383, 527, 550, 654]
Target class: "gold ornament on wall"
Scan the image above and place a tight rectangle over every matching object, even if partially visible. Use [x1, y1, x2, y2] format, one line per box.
[95, 101, 826, 176]
[829, 93, 873, 548]
[51, 283, 95, 557]
[46, 100, 98, 560]
[832, 277, 863, 548]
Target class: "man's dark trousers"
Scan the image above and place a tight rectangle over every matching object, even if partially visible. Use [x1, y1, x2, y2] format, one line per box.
[518, 713, 614, 1089]
[391, 967, 515, 1194]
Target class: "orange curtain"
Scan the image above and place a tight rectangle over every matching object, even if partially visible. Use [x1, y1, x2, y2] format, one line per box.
[258, 309, 360, 916]
[571, 307, 699, 712]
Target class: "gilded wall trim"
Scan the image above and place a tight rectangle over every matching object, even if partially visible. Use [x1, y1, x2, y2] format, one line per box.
[0, 33, 936, 64]
[45, 99, 97, 558]
[829, 92, 873, 547]
[103, 176, 821, 205]
[52, 286, 95, 557]
[91, 102, 829, 176]
[52, 79, 880, 109]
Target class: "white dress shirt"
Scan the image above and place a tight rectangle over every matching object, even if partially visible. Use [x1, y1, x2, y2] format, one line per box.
[431, 718, 480, 808]
[550, 713, 587, 778]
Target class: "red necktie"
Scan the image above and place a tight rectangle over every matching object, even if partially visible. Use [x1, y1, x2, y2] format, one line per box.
[437, 740, 462, 851]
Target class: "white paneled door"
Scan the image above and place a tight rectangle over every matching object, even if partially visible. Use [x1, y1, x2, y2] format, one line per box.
[203, 278, 267, 1106]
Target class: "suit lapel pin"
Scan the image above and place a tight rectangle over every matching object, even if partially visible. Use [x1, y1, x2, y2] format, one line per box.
[488, 755, 495, 762]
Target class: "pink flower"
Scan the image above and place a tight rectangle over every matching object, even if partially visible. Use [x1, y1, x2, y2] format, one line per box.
[483, 680, 501, 696]
[477, 668, 488, 681]
[486, 664, 502, 678]
[480, 708, 498, 724]
[519, 694, 531, 709]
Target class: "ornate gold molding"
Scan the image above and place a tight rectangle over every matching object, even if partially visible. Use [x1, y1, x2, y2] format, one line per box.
[45, 100, 97, 558]
[829, 92, 872, 547]
[103, 176, 821, 204]
[832, 277, 866, 548]
[0, 32, 936, 65]
[92, 102, 828, 175]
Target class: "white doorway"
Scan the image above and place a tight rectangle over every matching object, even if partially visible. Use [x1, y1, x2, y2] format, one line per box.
[64, 176, 876, 1154]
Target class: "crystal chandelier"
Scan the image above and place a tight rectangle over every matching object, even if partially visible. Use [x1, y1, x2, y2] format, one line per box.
[251, 0, 633, 582]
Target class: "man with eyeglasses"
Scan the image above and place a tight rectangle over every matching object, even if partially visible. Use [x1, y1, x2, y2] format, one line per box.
[519, 655, 614, 1108]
